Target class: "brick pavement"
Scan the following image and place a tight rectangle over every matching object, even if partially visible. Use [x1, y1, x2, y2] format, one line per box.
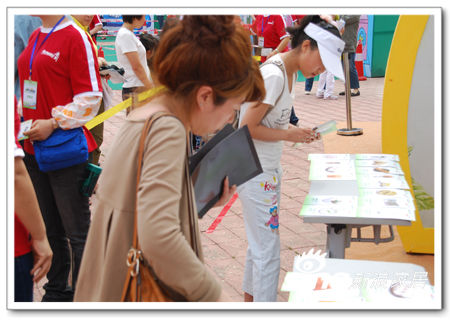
[33, 77, 385, 302]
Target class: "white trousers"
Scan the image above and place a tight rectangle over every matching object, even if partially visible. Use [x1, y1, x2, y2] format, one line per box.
[237, 167, 282, 302]
[316, 71, 336, 98]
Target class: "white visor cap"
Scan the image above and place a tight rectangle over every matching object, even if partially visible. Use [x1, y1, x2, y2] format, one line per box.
[304, 23, 346, 81]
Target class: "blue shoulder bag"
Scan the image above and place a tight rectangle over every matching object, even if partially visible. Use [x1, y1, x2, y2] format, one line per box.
[33, 127, 88, 172]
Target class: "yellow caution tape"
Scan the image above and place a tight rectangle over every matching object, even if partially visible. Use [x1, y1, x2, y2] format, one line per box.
[85, 86, 166, 130]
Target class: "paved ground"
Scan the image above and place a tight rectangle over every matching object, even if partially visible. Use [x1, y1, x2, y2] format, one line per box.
[33, 77, 386, 302]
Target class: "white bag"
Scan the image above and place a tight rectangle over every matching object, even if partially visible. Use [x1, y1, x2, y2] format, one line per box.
[101, 77, 114, 111]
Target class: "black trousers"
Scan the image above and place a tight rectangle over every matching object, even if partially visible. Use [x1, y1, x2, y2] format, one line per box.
[23, 153, 91, 302]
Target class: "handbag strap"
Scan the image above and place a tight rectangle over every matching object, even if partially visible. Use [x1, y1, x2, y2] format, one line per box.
[133, 112, 168, 250]
[132, 112, 198, 255]
[185, 138, 199, 255]
[260, 59, 286, 109]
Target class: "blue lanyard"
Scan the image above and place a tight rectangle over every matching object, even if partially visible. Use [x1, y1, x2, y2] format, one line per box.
[29, 15, 65, 79]
[261, 15, 270, 33]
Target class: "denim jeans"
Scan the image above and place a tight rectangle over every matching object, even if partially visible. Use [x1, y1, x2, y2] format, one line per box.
[15, 252, 34, 302]
[304, 77, 314, 92]
[345, 52, 360, 90]
[23, 153, 91, 302]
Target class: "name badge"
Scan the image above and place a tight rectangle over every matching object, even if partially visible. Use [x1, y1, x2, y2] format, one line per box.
[261, 48, 273, 57]
[258, 37, 264, 47]
[23, 80, 38, 110]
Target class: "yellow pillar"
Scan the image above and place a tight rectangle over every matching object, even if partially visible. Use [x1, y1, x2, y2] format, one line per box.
[381, 15, 434, 253]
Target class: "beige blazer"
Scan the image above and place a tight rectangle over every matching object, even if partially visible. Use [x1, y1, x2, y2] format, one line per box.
[74, 115, 221, 302]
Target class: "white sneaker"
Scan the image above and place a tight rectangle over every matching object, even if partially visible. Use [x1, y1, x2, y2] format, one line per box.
[316, 93, 324, 98]
[324, 95, 338, 100]
[305, 91, 311, 95]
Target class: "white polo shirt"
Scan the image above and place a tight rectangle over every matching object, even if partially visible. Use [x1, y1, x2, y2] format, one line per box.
[115, 27, 151, 88]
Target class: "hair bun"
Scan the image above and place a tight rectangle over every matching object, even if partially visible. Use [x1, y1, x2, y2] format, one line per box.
[181, 15, 235, 46]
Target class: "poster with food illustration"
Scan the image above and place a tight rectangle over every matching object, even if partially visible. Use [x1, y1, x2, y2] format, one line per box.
[355, 159, 402, 170]
[357, 206, 416, 221]
[356, 174, 410, 189]
[309, 159, 356, 180]
[300, 204, 357, 218]
[358, 193, 415, 213]
[303, 195, 358, 207]
[355, 154, 400, 162]
[308, 153, 352, 161]
[355, 166, 404, 177]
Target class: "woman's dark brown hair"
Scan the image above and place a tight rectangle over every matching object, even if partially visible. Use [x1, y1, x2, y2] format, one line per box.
[122, 15, 144, 24]
[287, 15, 342, 50]
[153, 15, 265, 107]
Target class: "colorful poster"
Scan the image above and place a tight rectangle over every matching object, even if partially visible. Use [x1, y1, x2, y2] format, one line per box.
[300, 205, 357, 218]
[309, 159, 356, 180]
[355, 159, 402, 169]
[303, 153, 416, 222]
[355, 154, 400, 161]
[303, 195, 358, 207]
[356, 166, 404, 177]
[308, 153, 351, 161]
[356, 174, 410, 189]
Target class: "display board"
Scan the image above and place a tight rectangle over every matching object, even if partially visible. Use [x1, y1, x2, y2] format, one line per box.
[300, 154, 416, 225]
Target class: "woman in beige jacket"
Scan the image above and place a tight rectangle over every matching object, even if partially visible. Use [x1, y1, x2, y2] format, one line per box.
[74, 15, 265, 302]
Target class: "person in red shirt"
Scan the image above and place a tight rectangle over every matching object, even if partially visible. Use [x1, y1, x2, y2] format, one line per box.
[88, 14, 103, 44]
[291, 15, 306, 26]
[14, 98, 52, 302]
[261, 15, 290, 62]
[249, 14, 264, 37]
[71, 14, 109, 165]
[18, 15, 102, 302]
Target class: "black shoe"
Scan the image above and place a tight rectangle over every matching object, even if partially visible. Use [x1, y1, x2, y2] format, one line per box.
[339, 90, 360, 96]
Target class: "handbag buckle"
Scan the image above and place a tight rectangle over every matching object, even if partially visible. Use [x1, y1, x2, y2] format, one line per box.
[126, 248, 142, 277]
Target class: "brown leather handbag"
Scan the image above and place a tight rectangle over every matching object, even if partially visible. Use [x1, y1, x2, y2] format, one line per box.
[120, 112, 193, 302]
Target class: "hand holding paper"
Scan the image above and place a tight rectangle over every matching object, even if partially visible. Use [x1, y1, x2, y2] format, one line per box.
[293, 120, 337, 148]
[24, 119, 55, 141]
[288, 127, 319, 144]
[18, 119, 33, 141]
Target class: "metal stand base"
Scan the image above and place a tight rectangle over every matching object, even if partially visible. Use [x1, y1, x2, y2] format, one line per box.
[337, 128, 364, 136]
[326, 224, 352, 259]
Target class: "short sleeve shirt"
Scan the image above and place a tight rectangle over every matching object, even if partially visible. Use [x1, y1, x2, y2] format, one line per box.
[88, 15, 103, 45]
[240, 55, 296, 170]
[17, 21, 102, 155]
[262, 15, 290, 51]
[115, 27, 151, 88]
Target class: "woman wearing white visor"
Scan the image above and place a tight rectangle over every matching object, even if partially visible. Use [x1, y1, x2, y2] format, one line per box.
[238, 15, 345, 302]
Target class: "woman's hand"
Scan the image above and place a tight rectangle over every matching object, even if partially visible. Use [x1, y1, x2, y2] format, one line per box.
[286, 127, 320, 144]
[214, 176, 237, 208]
[30, 237, 53, 283]
[24, 119, 55, 141]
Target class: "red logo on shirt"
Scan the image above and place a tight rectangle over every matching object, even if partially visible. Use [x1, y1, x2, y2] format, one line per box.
[264, 182, 276, 191]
